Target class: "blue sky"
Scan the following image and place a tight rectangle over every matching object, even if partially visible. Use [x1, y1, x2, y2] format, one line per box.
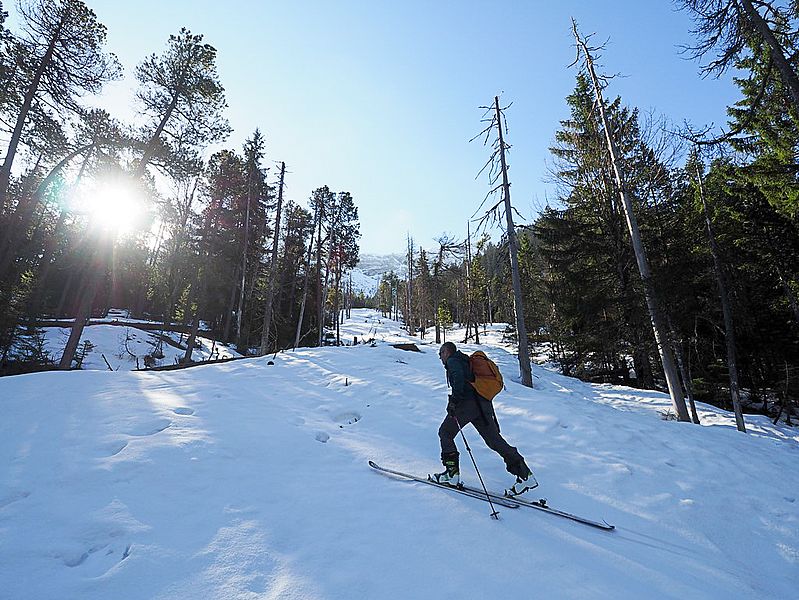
[82, 0, 738, 254]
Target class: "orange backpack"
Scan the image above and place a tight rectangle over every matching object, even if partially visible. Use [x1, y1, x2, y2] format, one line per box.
[469, 351, 504, 401]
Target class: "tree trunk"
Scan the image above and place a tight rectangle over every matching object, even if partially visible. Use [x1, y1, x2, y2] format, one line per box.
[696, 162, 746, 432]
[134, 93, 180, 179]
[495, 96, 532, 387]
[406, 235, 414, 334]
[467, 221, 479, 344]
[58, 235, 110, 369]
[574, 27, 689, 421]
[260, 162, 285, 355]
[221, 266, 238, 342]
[235, 180, 252, 348]
[673, 339, 701, 425]
[316, 200, 324, 347]
[334, 264, 342, 345]
[295, 202, 319, 348]
[775, 264, 799, 325]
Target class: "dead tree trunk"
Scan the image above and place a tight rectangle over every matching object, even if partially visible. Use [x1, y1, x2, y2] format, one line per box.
[574, 23, 690, 421]
[260, 161, 285, 355]
[494, 96, 532, 387]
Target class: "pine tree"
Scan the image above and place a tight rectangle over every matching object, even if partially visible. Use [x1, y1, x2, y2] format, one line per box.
[0, 0, 120, 206]
[134, 28, 230, 179]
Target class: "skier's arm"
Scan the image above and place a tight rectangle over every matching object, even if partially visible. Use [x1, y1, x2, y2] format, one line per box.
[446, 357, 468, 404]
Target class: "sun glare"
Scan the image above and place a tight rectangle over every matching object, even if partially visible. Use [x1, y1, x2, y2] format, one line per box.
[78, 180, 146, 234]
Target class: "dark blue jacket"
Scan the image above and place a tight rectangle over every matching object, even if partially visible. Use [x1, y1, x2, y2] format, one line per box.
[445, 350, 477, 406]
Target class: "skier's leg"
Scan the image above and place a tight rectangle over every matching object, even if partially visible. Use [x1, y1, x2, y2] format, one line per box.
[438, 415, 460, 461]
[471, 405, 530, 477]
[433, 415, 461, 484]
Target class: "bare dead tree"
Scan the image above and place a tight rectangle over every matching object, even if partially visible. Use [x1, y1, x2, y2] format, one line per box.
[471, 96, 533, 387]
[572, 20, 691, 421]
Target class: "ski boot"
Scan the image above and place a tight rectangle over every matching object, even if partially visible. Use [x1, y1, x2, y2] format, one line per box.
[505, 465, 538, 497]
[429, 453, 461, 488]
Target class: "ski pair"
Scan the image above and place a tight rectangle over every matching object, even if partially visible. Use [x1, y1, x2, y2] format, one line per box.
[369, 461, 615, 531]
[368, 460, 520, 509]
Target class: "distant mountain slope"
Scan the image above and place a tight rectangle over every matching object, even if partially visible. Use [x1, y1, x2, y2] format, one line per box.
[356, 253, 407, 278]
[348, 253, 407, 296]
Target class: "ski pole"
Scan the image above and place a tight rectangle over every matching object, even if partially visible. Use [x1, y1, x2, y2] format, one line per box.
[453, 415, 500, 520]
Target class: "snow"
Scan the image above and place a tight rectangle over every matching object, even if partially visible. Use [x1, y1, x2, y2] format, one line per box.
[346, 267, 381, 296]
[1, 309, 798, 598]
[16, 321, 240, 371]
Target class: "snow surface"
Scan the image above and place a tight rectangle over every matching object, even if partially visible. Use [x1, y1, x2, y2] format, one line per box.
[17, 321, 240, 371]
[346, 268, 381, 296]
[1, 309, 798, 599]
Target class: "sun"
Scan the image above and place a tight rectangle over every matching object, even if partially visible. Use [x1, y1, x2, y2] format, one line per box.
[78, 179, 147, 234]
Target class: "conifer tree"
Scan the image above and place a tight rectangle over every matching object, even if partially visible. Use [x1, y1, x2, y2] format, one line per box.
[134, 28, 230, 179]
[0, 0, 120, 206]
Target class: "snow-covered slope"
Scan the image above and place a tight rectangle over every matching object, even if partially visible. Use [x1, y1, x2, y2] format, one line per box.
[355, 253, 407, 278]
[347, 252, 408, 296]
[346, 268, 381, 296]
[1, 310, 797, 599]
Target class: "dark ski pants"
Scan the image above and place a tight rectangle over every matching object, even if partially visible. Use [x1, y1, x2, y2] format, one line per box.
[438, 403, 528, 478]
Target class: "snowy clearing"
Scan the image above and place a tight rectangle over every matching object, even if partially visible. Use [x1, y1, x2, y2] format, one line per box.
[1, 309, 797, 599]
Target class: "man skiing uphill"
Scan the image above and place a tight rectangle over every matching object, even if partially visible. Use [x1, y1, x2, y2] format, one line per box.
[431, 341, 538, 496]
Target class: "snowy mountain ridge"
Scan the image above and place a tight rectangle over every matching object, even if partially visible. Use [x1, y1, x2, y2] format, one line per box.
[1, 309, 797, 599]
[347, 253, 407, 296]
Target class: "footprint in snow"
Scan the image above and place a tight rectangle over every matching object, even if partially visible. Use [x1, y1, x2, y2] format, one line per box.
[173, 407, 194, 416]
[315, 432, 330, 443]
[334, 412, 361, 427]
[127, 419, 171, 437]
[61, 542, 132, 574]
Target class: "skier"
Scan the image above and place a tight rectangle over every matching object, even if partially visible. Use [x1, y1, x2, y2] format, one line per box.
[431, 341, 538, 496]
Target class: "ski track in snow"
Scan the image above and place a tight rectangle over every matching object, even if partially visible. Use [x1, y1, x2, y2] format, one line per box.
[1, 309, 798, 599]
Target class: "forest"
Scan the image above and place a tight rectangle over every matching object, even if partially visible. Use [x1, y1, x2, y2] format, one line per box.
[383, 2, 799, 429]
[1, 1, 797, 430]
[0, 1, 362, 374]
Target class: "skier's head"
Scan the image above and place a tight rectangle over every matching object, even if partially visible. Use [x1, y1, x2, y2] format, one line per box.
[439, 342, 456, 365]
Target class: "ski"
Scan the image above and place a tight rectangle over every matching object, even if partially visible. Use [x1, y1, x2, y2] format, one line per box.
[368, 461, 520, 509]
[459, 483, 615, 531]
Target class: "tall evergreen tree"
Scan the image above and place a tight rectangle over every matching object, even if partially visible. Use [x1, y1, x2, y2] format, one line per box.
[134, 28, 230, 179]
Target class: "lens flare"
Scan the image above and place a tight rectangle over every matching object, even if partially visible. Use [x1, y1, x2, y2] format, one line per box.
[78, 179, 146, 234]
